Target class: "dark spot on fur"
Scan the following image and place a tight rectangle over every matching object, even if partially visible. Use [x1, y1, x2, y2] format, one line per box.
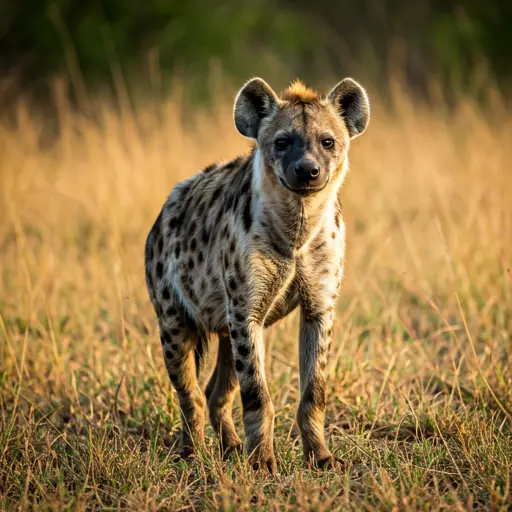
[240, 180, 250, 197]
[209, 188, 222, 209]
[232, 297, 239, 307]
[216, 207, 224, 225]
[180, 183, 192, 198]
[223, 254, 229, 270]
[188, 257, 195, 270]
[235, 359, 244, 372]
[198, 251, 204, 264]
[234, 312, 245, 323]
[230, 329, 238, 339]
[174, 243, 181, 259]
[162, 287, 171, 301]
[201, 228, 210, 245]
[171, 328, 180, 335]
[157, 237, 163, 254]
[242, 389, 262, 411]
[237, 344, 250, 357]
[165, 350, 173, 360]
[303, 379, 326, 410]
[156, 262, 163, 279]
[229, 240, 235, 253]
[166, 306, 177, 317]
[246, 364, 255, 376]
[225, 194, 234, 212]
[314, 240, 326, 251]
[243, 193, 252, 232]
[183, 195, 194, 214]
[331, 231, 336, 239]
[171, 343, 179, 351]
[270, 240, 289, 259]
[228, 278, 237, 292]
[168, 216, 181, 231]
[190, 221, 197, 233]
[233, 194, 240, 212]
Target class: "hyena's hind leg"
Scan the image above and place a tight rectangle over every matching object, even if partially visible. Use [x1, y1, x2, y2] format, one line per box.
[159, 310, 207, 458]
[205, 331, 242, 456]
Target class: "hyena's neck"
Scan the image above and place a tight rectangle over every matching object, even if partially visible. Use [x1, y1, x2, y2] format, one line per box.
[251, 149, 342, 256]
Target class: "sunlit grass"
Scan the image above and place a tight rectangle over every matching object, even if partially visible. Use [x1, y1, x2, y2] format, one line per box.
[1, 77, 511, 510]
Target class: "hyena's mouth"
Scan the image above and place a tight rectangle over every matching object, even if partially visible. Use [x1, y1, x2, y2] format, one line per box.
[278, 176, 330, 196]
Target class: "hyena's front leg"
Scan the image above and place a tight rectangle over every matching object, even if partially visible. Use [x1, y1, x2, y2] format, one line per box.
[297, 310, 335, 467]
[228, 317, 276, 473]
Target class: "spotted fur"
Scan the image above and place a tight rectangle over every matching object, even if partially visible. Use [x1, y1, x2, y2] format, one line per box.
[145, 77, 370, 471]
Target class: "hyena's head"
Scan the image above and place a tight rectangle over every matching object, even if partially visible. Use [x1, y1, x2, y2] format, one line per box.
[234, 77, 370, 196]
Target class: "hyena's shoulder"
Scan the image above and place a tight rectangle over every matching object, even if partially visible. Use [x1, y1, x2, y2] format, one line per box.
[166, 153, 252, 211]
[148, 152, 253, 252]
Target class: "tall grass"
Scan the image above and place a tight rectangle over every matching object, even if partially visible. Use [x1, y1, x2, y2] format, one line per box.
[0, 77, 511, 510]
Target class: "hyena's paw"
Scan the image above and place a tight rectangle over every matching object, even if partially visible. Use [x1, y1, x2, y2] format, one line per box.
[249, 447, 278, 475]
[221, 440, 243, 460]
[251, 455, 277, 475]
[307, 452, 346, 471]
[312, 453, 334, 470]
[172, 429, 206, 460]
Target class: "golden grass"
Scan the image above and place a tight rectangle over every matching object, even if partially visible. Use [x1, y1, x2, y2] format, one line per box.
[1, 78, 511, 510]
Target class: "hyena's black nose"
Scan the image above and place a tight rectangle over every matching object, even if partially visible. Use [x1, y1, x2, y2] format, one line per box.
[294, 159, 320, 181]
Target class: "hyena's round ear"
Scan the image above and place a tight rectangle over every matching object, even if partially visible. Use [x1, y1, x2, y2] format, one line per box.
[234, 78, 279, 139]
[327, 78, 370, 139]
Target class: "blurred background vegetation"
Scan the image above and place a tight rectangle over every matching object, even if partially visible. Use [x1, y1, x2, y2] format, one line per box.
[0, 0, 511, 104]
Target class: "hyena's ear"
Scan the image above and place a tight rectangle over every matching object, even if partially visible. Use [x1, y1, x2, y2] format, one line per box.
[234, 78, 279, 139]
[327, 78, 370, 139]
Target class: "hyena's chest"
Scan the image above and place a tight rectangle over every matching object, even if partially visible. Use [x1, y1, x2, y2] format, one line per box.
[246, 252, 300, 327]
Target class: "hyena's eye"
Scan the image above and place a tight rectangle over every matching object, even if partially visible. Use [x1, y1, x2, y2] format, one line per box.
[321, 138, 334, 149]
[274, 138, 291, 151]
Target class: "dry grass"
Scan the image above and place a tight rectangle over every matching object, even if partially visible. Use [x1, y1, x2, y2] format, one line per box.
[0, 78, 511, 511]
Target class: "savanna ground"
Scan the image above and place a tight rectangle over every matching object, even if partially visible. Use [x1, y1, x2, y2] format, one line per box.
[0, 78, 511, 511]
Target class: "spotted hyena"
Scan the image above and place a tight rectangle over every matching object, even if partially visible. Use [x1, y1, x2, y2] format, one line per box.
[145, 77, 370, 472]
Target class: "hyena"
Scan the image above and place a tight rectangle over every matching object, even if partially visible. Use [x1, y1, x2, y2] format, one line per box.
[145, 77, 370, 472]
